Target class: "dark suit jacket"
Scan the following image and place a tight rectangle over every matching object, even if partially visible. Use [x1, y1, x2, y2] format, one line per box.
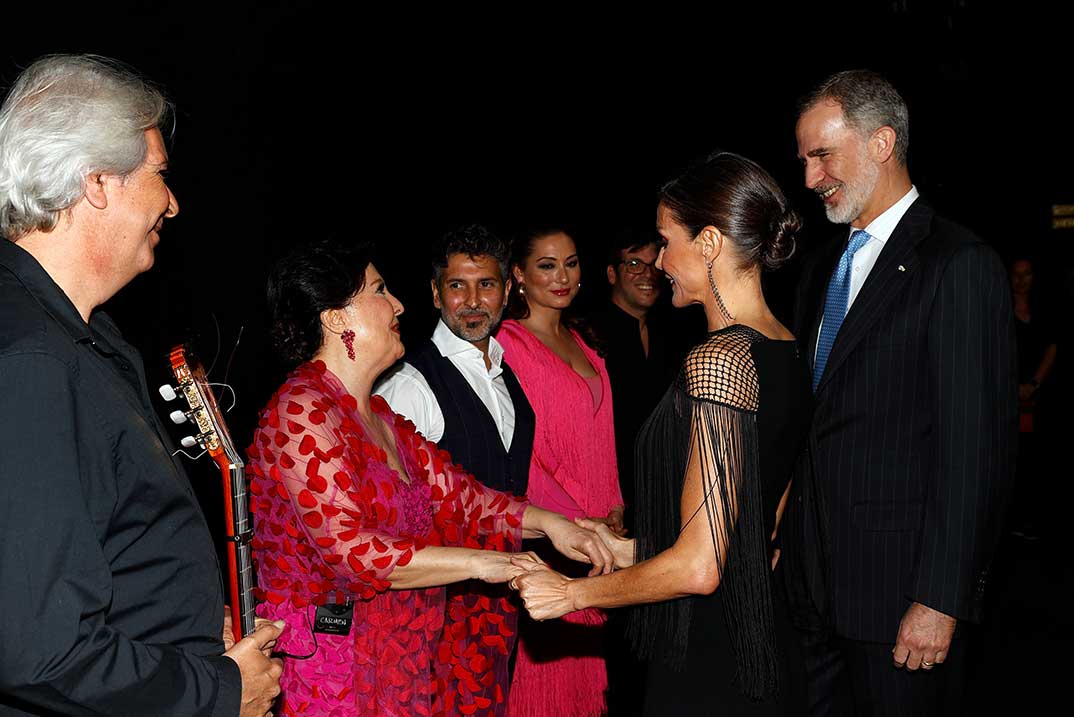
[784, 198, 1017, 643]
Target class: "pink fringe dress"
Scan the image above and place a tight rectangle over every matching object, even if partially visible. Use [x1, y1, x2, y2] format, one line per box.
[497, 320, 623, 717]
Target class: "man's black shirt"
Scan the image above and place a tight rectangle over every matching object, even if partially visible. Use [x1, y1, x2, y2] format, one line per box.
[591, 301, 699, 527]
[0, 240, 241, 716]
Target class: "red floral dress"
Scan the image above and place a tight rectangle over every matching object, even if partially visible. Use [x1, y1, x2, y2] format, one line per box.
[248, 361, 528, 717]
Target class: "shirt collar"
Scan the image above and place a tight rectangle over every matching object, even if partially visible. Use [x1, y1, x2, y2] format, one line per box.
[855, 185, 919, 244]
[0, 239, 93, 342]
[431, 318, 504, 368]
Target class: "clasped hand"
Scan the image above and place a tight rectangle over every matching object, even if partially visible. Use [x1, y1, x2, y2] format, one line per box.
[574, 517, 634, 569]
[508, 514, 636, 621]
[474, 549, 545, 583]
[541, 513, 617, 576]
[509, 561, 576, 621]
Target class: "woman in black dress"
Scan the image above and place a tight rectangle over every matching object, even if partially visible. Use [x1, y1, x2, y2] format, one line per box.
[511, 151, 811, 715]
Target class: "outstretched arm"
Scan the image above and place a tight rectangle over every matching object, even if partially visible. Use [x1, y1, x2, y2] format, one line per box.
[521, 504, 615, 576]
[515, 403, 740, 618]
[256, 393, 543, 596]
[406, 422, 615, 576]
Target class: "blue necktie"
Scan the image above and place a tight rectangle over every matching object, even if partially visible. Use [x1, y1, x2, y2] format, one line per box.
[813, 229, 872, 391]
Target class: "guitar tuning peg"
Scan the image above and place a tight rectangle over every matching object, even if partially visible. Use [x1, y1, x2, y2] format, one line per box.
[170, 410, 189, 425]
[159, 384, 178, 401]
[180, 436, 198, 449]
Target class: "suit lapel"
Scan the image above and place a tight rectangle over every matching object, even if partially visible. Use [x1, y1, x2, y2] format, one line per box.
[815, 199, 933, 395]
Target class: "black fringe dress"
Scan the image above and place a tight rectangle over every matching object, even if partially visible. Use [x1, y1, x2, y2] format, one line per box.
[628, 325, 812, 716]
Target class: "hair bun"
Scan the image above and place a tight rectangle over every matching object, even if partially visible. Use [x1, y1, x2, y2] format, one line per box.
[764, 206, 800, 270]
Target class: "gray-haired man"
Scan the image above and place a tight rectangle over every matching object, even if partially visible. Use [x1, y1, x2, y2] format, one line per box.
[0, 55, 282, 717]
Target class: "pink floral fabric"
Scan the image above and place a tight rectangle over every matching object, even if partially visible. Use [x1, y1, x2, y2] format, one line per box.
[248, 360, 527, 716]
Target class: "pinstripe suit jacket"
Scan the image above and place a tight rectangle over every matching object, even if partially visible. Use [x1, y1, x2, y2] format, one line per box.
[786, 198, 1017, 643]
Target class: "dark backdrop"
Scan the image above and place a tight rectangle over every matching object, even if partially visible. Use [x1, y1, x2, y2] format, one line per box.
[5, 1, 1073, 505]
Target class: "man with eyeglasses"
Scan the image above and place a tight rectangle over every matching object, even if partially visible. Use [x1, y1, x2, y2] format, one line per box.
[596, 227, 699, 518]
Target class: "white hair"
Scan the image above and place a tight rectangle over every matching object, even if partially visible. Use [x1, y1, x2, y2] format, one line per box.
[0, 54, 170, 240]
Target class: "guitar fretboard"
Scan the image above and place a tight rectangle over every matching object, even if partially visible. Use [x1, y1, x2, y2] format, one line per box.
[231, 464, 257, 638]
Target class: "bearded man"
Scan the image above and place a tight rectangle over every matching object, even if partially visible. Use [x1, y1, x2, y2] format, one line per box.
[374, 224, 537, 706]
[376, 224, 535, 495]
[782, 69, 1017, 716]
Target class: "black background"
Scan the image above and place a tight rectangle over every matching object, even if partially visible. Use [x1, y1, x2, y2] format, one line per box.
[5, 0, 1072, 499]
[5, 5, 1072, 708]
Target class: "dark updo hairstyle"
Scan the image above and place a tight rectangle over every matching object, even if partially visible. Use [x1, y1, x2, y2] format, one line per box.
[658, 150, 799, 271]
[267, 238, 375, 369]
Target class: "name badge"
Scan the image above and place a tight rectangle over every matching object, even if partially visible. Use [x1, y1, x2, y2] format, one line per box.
[313, 601, 354, 636]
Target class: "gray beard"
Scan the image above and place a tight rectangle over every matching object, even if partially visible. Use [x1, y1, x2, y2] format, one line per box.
[825, 152, 880, 225]
[448, 309, 503, 343]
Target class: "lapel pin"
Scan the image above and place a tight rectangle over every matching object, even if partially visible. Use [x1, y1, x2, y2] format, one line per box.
[897, 265, 906, 272]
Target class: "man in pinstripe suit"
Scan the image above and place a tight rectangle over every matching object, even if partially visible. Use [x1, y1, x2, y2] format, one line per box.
[784, 70, 1017, 715]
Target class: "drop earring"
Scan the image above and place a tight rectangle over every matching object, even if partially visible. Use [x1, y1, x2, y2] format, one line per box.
[707, 260, 735, 322]
[341, 329, 356, 361]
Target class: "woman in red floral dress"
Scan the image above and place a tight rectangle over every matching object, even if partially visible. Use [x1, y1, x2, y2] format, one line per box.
[249, 240, 613, 717]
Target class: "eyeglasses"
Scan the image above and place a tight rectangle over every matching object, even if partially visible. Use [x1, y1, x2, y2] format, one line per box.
[617, 257, 658, 275]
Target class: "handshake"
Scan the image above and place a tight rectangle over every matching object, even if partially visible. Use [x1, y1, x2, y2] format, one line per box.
[487, 507, 636, 622]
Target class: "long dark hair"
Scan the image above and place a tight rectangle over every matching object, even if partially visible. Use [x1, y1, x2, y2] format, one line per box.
[266, 238, 374, 369]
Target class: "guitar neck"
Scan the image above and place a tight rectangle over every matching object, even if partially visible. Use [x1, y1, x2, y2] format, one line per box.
[217, 456, 256, 641]
[167, 346, 256, 644]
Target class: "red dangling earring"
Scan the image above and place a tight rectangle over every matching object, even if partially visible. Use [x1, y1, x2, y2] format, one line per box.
[341, 329, 356, 361]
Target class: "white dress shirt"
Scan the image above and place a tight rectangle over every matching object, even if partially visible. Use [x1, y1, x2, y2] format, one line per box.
[816, 186, 919, 357]
[375, 319, 516, 449]
[846, 185, 919, 309]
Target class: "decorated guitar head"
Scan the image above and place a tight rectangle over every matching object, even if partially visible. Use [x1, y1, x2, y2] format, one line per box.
[161, 345, 254, 643]
[164, 345, 244, 473]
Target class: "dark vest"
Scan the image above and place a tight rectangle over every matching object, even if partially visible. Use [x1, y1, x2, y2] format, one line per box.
[406, 340, 534, 496]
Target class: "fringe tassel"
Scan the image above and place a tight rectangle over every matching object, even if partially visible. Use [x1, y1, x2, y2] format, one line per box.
[627, 330, 780, 700]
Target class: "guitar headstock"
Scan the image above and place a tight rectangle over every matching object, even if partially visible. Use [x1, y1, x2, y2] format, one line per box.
[164, 345, 244, 471]
[163, 345, 256, 643]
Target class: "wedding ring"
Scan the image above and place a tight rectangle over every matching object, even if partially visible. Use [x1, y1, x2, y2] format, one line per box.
[922, 661, 934, 667]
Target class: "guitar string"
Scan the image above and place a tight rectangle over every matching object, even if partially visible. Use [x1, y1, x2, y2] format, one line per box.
[171, 447, 207, 460]
[222, 325, 244, 392]
[170, 348, 321, 658]
[207, 382, 238, 413]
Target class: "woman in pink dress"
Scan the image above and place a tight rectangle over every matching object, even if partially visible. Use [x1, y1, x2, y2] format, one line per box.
[497, 227, 624, 717]
[248, 239, 614, 717]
